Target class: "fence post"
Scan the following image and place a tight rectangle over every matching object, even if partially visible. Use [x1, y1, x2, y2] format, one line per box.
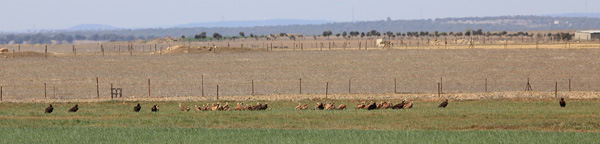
[110, 83, 113, 100]
[96, 77, 99, 98]
[44, 83, 47, 98]
[73, 45, 76, 57]
[299, 78, 302, 94]
[394, 78, 397, 93]
[348, 79, 351, 93]
[485, 78, 488, 92]
[101, 44, 104, 56]
[569, 79, 571, 92]
[216, 85, 219, 100]
[251, 80, 254, 96]
[45, 45, 48, 58]
[148, 79, 151, 97]
[0, 86, 2, 102]
[325, 82, 329, 99]
[201, 75, 204, 97]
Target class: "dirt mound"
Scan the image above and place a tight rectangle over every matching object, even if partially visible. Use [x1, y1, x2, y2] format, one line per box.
[152, 45, 264, 55]
[1, 51, 50, 58]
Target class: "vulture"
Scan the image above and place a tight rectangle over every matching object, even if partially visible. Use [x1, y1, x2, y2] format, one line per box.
[244, 104, 252, 110]
[325, 103, 335, 110]
[559, 98, 566, 107]
[258, 103, 268, 110]
[251, 102, 262, 110]
[392, 100, 406, 109]
[403, 101, 413, 109]
[179, 103, 190, 111]
[235, 103, 244, 111]
[376, 102, 384, 109]
[133, 103, 141, 112]
[336, 104, 346, 110]
[381, 101, 392, 109]
[68, 104, 79, 112]
[151, 104, 159, 112]
[367, 102, 377, 110]
[356, 102, 366, 109]
[300, 103, 309, 110]
[315, 103, 324, 110]
[295, 103, 302, 110]
[194, 105, 201, 111]
[45, 104, 54, 113]
[438, 99, 448, 108]
[222, 102, 230, 110]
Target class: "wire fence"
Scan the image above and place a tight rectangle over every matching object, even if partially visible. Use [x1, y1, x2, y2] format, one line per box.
[0, 76, 591, 101]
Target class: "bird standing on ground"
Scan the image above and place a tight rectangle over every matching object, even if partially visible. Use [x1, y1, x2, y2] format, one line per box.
[438, 99, 448, 108]
[151, 104, 159, 112]
[45, 104, 54, 113]
[392, 100, 406, 109]
[403, 100, 413, 109]
[68, 104, 79, 112]
[337, 104, 346, 110]
[356, 102, 365, 109]
[134, 103, 141, 112]
[367, 102, 377, 110]
[559, 98, 566, 107]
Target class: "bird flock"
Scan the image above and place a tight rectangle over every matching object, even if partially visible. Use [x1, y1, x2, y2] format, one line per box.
[42, 98, 568, 113]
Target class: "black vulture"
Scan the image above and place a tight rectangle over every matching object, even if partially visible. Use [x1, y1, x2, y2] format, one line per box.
[133, 103, 141, 112]
[45, 104, 54, 113]
[68, 104, 79, 112]
[438, 99, 449, 108]
[559, 98, 566, 107]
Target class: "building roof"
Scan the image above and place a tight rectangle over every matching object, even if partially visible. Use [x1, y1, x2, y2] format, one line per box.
[577, 30, 600, 33]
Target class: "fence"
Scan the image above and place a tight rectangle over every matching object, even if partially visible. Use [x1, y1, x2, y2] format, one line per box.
[0, 76, 587, 101]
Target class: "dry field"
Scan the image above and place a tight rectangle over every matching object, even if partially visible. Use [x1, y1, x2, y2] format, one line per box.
[2, 42, 600, 101]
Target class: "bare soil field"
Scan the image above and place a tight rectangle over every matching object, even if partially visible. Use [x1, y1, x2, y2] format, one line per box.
[2, 44, 600, 102]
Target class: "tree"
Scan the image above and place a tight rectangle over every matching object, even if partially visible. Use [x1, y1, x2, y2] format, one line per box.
[181, 35, 186, 39]
[342, 31, 347, 37]
[239, 32, 245, 37]
[322, 30, 332, 37]
[74, 34, 86, 40]
[213, 33, 222, 40]
[195, 32, 207, 39]
[336, 33, 341, 37]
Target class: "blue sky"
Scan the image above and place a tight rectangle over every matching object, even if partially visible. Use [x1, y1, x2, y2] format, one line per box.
[0, 0, 597, 31]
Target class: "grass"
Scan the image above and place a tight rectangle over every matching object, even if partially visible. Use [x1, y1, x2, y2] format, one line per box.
[0, 99, 599, 131]
[1, 127, 599, 143]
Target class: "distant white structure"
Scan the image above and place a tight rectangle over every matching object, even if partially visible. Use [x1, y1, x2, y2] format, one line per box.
[574, 30, 600, 40]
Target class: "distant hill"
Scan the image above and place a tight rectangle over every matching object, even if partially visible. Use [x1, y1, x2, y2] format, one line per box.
[78, 15, 600, 36]
[67, 24, 121, 31]
[4, 15, 600, 44]
[174, 19, 330, 28]
[543, 13, 600, 18]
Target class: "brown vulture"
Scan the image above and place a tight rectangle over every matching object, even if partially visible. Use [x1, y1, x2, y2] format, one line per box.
[151, 104, 159, 112]
[438, 99, 448, 108]
[68, 104, 79, 112]
[133, 103, 141, 112]
[45, 104, 54, 113]
[559, 98, 566, 107]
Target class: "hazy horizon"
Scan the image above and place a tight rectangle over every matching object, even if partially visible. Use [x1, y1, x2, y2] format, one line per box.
[1, 0, 598, 32]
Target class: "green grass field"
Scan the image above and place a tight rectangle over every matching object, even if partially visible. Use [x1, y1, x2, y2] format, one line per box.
[0, 99, 599, 143]
[2, 127, 599, 143]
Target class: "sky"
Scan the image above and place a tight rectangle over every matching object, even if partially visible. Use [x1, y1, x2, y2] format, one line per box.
[0, 0, 598, 32]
